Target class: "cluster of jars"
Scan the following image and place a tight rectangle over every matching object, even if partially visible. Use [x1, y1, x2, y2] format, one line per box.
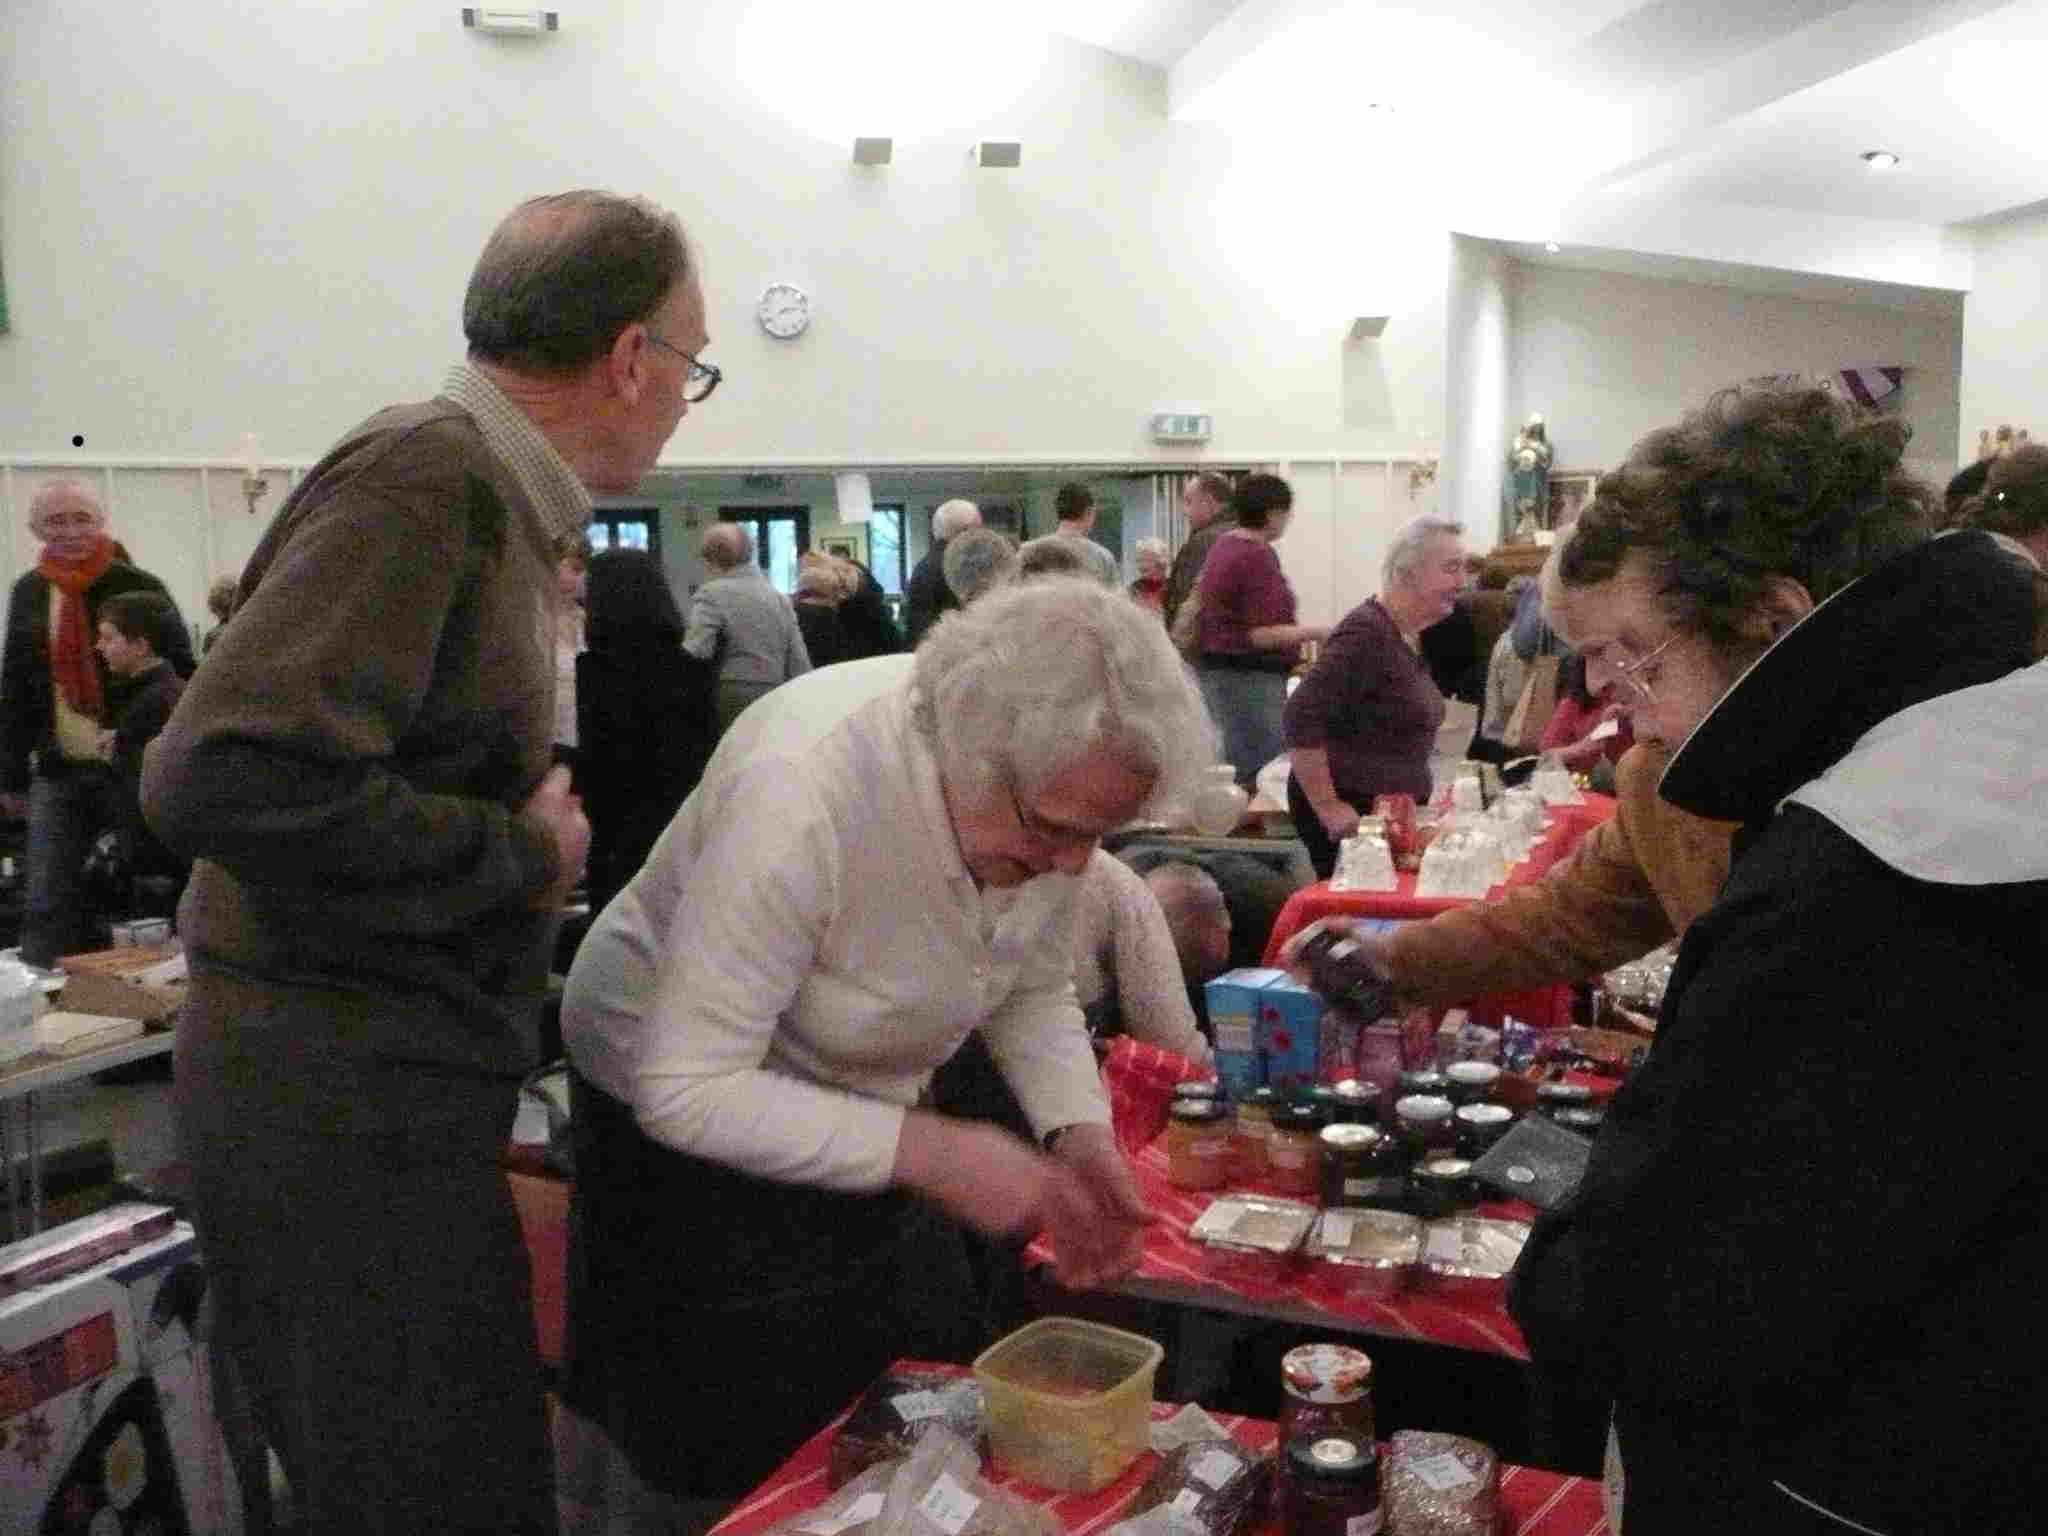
[1276, 1343, 1381, 1536]
[1165, 1063, 1602, 1215]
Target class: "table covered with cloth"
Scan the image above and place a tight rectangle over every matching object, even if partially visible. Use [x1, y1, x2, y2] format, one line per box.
[706, 1361, 1606, 1536]
[1259, 797, 1618, 1033]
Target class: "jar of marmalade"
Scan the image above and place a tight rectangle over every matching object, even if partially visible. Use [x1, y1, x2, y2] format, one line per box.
[1454, 1101, 1515, 1159]
[1234, 1086, 1281, 1181]
[1278, 1343, 1374, 1446]
[1267, 1104, 1324, 1196]
[1166, 1099, 1233, 1190]
[1329, 1078, 1378, 1126]
[1393, 1094, 1456, 1163]
[1537, 1081, 1596, 1118]
[1281, 1435, 1382, 1536]
[1443, 1059, 1501, 1107]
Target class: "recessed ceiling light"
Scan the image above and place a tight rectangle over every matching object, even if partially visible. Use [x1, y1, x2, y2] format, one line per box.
[1862, 150, 1900, 170]
[1544, 241, 1561, 254]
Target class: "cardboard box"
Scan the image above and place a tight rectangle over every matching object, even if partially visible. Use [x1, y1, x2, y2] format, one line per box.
[1202, 968, 1271, 1101]
[57, 945, 186, 1024]
[1201, 967, 1329, 1096]
[1254, 973, 1323, 1092]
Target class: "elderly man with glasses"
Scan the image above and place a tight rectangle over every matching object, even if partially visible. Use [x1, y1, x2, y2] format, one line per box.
[143, 189, 713, 1536]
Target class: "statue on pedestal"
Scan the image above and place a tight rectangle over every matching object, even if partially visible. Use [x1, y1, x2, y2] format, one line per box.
[1508, 415, 1553, 540]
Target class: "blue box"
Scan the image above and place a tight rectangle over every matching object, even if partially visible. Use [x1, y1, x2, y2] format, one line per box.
[1202, 967, 1273, 1101]
[1254, 973, 1325, 1092]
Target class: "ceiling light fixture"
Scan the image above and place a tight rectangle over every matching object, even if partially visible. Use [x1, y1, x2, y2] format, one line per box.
[1861, 150, 1900, 170]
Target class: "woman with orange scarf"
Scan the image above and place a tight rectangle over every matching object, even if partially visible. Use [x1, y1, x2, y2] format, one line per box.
[0, 481, 193, 963]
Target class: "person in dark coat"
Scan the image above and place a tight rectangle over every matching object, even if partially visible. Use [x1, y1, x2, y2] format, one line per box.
[576, 548, 716, 913]
[92, 590, 190, 907]
[904, 498, 979, 646]
[1510, 386, 2048, 1534]
[837, 558, 902, 658]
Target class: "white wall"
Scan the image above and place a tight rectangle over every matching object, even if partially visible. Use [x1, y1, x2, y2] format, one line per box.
[1511, 263, 1964, 487]
[1958, 202, 2048, 462]
[1442, 237, 1513, 545]
[0, 0, 1445, 469]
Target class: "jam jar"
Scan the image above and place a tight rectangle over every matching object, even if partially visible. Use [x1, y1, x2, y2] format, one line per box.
[1443, 1060, 1501, 1107]
[1536, 1081, 1596, 1119]
[1319, 1123, 1406, 1210]
[1454, 1101, 1515, 1159]
[1278, 1343, 1375, 1446]
[1393, 1094, 1456, 1164]
[1309, 1083, 1341, 1126]
[1410, 1156, 1479, 1218]
[1235, 1086, 1282, 1180]
[1267, 1104, 1325, 1196]
[1553, 1106, 1606, 1138]
[1173, 1080, 1224, 1108]
[1328, 1078, 1378, 1126]
[1166, 1099, 1233, 1190]
[1281, 1435, 1382, 1536]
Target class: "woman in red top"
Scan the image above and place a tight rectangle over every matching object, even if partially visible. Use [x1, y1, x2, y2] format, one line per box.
[1284, 516, 1467, 878]
[1191, 474, 1328, 787]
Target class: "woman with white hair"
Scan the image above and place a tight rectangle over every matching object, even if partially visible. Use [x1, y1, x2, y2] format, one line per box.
[561, 579, 1216, 1508]
[1130, 536, 1171, 614]
[1284, 514, 1467, 878]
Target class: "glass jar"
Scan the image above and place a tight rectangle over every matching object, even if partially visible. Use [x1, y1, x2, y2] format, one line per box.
[1319, 1123, 1407, 1209]
[1454, 1101, 1515, 1159]
[1443, 1060, 1501, 1108]
[1166, 1100, 1233, 1190]
[1309, 1083, 1341, 1126]
[1410, 1156, 1478, 1219]
[1281, 1435, 1382, 1536]
[1234, 1086, 1281, 1182]
[1278, 1343, 1374, 1446]
[1173, 1080, 1224, 1108]
[1329, 1078, 1378, 1126]
[1536, 1081, 1596, 1119]
[1266, 1104, 1324, 1196]
[1393, 1094, 1456, 1164]
[1554, 1106, 1606, 1138]
[1190, 763, 1251, 837]
[1397, 1068, 1448, 1099]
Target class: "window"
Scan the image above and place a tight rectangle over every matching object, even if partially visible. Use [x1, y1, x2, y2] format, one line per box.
[589, 510, 660, 559]
[868, 504, 905, 595]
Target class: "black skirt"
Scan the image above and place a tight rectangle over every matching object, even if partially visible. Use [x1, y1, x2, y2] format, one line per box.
[564, 1069, 983, 1498]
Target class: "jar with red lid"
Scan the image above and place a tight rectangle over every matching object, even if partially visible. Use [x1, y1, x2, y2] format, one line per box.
[1278, 1342, 1374, 1447]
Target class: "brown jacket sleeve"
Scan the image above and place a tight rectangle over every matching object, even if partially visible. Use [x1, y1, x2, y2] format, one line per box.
[1381, 746, 1734, 1004]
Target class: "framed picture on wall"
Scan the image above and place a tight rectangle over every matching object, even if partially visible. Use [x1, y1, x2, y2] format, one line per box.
[820, 531, 867, 565]
[1547, 471, 1599, 531]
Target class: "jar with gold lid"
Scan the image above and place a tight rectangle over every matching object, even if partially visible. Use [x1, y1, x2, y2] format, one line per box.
[1166, 1099, 1233, 1190]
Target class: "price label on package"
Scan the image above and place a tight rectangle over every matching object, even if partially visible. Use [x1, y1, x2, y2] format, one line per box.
[1408, 1452, 1480, 1493]
[1171, 1489, 1205, 1515]
[892, 1390, 947, 1422]
[797, 1491, 885, 1536]
[916, 1473, 982, 1536]
[1190, 1448, 1242, 1490]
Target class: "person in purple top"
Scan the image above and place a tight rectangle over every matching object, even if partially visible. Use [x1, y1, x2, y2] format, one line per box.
[1190, 473, 1328, 786]
[1284, 515, 1467, 878]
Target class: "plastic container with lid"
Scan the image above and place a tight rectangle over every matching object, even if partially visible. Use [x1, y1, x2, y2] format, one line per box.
[1278, 1342, 1374, 1446]
[1281, 1435, 1383, 1536]
[1166, 1099, 1234, 1190]
[1393, 1093, 1456, 1163]
[1188, 1193, 1317, 1289]
[1454, 1102, 1515, 1159]
[1305, 1207, 1422, 1302]
[973, 1316, 1163, 1492]
[1266, 1104, 1324, 1196]
[1418, 1216, 1531, 1303]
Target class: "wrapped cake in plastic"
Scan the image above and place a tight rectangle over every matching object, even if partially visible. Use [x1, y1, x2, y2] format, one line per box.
[1129, 1437, 1271, 1536]
[1383, 1431, 1500, 1536]
[830, 1369, 988, 1488]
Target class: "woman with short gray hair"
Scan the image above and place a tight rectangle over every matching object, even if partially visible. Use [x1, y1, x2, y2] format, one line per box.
[1285, 514, 1467, 877]
[561, 578, 1213, 1506]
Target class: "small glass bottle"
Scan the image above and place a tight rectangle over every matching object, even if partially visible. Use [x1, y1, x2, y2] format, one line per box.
[1393, 1094, 1456, 1163]
[1166, 1099, 1233, 1190]
[1278, 1343, 1375, 1446]
[1266, 1104, 1324, 1196]
[1282, 1436, 1383, 1536]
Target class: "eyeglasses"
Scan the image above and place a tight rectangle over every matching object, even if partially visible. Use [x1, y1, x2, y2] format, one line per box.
[1608, 635, 1677, 701]
[1003, 776, 1101, 855]
[645, 330, 722, 403]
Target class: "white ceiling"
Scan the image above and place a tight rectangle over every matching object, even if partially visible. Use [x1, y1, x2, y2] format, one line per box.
[1042, 0, 2048, 253]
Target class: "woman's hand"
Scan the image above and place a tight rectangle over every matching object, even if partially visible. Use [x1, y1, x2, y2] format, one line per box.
[1316, 799, 1362, 841]
[1044, 1123, 1153, 1289]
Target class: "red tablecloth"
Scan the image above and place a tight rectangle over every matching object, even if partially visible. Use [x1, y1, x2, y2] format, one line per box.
[707, 1361, 1605, 1536]
[1259, 797, 1618, 1033]
[1024, 1139, 1533, 1361]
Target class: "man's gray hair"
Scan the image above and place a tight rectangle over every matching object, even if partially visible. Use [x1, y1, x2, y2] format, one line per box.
[1017, 535, 1113, 586]
[464, 190, 691, 375]
[931, 499, 981, 541]
[701, 522, 753, 569]
[28, 479, 105, 528]
[1382, 514, 1464, 591]
[913, 580, 1218, 816]
[943, 527, 1019, 606]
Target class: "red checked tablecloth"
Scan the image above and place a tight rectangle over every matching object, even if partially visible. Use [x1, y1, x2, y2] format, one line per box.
[706, 1362, 1606, 1536]
[1024, 1138, 1534, 1361]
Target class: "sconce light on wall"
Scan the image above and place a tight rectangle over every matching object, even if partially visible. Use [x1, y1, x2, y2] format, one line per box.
[972, 141, 1022, 169]
[462, 8, 558, 34]
[852, 137, 893, 166]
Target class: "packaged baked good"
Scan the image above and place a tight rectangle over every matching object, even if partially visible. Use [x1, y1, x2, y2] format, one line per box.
[1187, 1194, 1316, 1288]
[1416, 1217, 1530, 1303]
[1383, 1430, 1500, 1536]
[829, 1370, 988, 1488]
[1130, 1437, 1271, 1536]
[1304, 1208, 1421, 1301]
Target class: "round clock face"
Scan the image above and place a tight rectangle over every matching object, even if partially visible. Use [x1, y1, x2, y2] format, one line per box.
[757, 282, 811, 340]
